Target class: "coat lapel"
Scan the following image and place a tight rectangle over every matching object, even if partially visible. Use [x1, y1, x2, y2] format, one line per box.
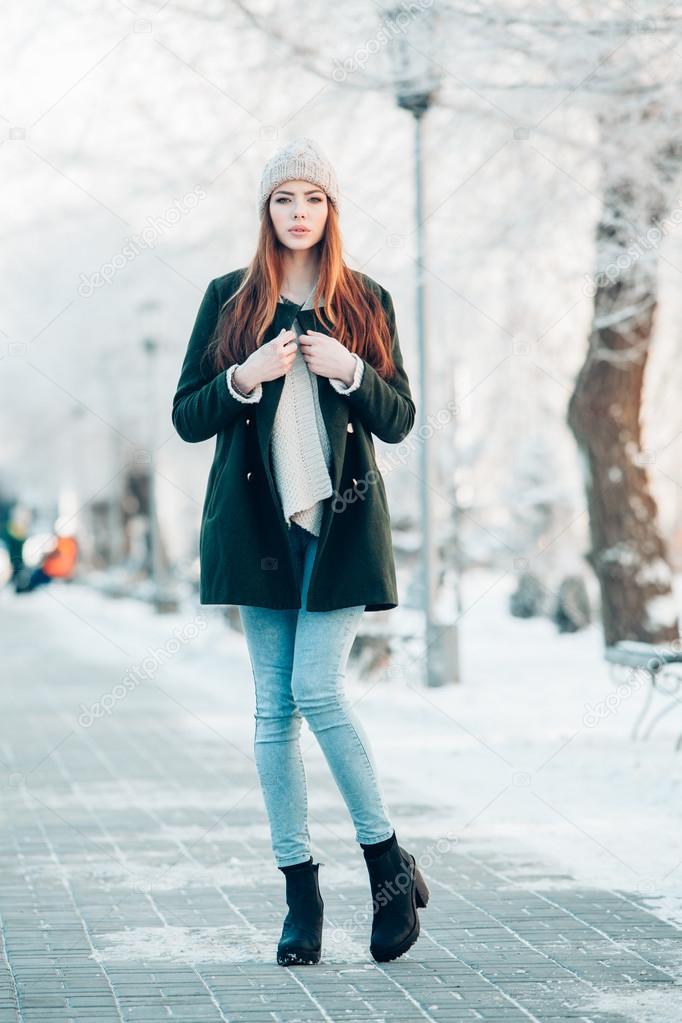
[254, 302, 291, 478]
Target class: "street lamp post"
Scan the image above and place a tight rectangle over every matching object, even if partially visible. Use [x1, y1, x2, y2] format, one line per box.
[388, 6, 460, 687]
[142, 335, 177, 613]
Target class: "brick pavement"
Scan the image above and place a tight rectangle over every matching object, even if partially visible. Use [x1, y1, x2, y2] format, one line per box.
[1, 591, 681, 1022]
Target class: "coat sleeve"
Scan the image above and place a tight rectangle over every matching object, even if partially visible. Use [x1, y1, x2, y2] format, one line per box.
[171, 279, 249, 443]
[342, 288, 416, 444]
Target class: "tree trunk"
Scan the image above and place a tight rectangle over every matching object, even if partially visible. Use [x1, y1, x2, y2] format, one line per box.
[567, 107, 680, 647]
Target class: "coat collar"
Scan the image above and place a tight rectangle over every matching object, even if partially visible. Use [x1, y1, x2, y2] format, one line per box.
[254, 303, 350, 496]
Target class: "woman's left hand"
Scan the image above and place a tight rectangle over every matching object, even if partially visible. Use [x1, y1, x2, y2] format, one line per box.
[299, 330, 356, 386]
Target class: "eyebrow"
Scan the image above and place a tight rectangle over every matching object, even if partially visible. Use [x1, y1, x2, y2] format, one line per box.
[272, 187, 325, 196]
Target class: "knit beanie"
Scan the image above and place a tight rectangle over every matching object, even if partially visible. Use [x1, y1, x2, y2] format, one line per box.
[258, 137, 340, 219]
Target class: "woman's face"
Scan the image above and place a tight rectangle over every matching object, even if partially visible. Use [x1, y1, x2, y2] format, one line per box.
[269, 178, 329, 249]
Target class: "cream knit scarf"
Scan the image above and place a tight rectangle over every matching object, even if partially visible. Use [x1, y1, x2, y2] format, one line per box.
[270, 285, 333, 537]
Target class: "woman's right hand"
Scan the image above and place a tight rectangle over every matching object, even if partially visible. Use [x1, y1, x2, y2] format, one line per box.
[233, 328, 297, 393]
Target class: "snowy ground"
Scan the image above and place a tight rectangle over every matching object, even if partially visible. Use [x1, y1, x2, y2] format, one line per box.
[4, 571, 682, 1021]
[8, 567, 681, 934]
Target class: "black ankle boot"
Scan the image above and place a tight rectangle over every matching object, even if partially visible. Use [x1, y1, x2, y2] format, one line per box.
[276, 859, 324, 965]
[362, 832, 430, 962]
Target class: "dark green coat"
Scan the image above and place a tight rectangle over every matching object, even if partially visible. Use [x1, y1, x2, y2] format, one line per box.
[171, 267, 416, 611]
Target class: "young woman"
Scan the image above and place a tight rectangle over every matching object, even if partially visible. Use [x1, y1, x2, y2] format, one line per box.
[172, 137, 430, 966]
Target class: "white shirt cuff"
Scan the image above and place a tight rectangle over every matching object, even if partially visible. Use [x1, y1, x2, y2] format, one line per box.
[225, 363, 263, 403]
[330, 353, 364, 395]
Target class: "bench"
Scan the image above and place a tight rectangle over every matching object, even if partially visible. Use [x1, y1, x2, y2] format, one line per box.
[604, 640, 682, 748]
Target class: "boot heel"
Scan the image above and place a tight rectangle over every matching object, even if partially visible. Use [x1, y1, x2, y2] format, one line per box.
[414, 866, 430, 908]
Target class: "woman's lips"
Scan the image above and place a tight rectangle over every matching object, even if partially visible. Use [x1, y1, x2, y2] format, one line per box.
[289, 228, 310, 234]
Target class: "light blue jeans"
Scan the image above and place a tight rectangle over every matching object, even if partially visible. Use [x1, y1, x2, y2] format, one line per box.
[238, 521, 394, 867]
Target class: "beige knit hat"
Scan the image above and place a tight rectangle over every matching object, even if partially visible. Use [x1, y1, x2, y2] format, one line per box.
[258, 136, 340, 218]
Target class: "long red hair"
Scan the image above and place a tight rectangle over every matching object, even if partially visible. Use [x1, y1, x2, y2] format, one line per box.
[205, 200, 396, 379]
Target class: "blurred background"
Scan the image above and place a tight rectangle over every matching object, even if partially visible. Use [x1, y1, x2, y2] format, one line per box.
[3, 1, 682, 645]
[3, 3, 682, 644]
[3, 0, 682, 986]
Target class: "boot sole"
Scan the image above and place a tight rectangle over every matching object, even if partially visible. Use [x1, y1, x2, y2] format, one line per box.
[277, 948, 321, 966]
[370, 856, 430, 963]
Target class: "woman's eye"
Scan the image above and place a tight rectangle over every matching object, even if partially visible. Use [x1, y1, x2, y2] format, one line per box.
[275, 196, 322, 203]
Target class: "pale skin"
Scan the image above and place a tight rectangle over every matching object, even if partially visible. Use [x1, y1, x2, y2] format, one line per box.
[232, 179, 357, 395]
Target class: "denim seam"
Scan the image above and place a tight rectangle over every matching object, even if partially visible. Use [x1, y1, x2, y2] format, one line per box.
[297, 739, 309, 849]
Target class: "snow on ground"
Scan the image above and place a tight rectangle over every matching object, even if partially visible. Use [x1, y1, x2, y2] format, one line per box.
[7, 568, 682, 934]
[90, 923, 369, 966]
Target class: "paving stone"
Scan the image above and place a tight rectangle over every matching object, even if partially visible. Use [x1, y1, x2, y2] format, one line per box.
[1, 599, 681, 1022]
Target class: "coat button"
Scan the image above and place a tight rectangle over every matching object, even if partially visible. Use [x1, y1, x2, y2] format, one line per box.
[352, 477, 358, 486]
[245, 418, 251, 425]
[246, 471, 252, 481]
[347, 422, 354, 432]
